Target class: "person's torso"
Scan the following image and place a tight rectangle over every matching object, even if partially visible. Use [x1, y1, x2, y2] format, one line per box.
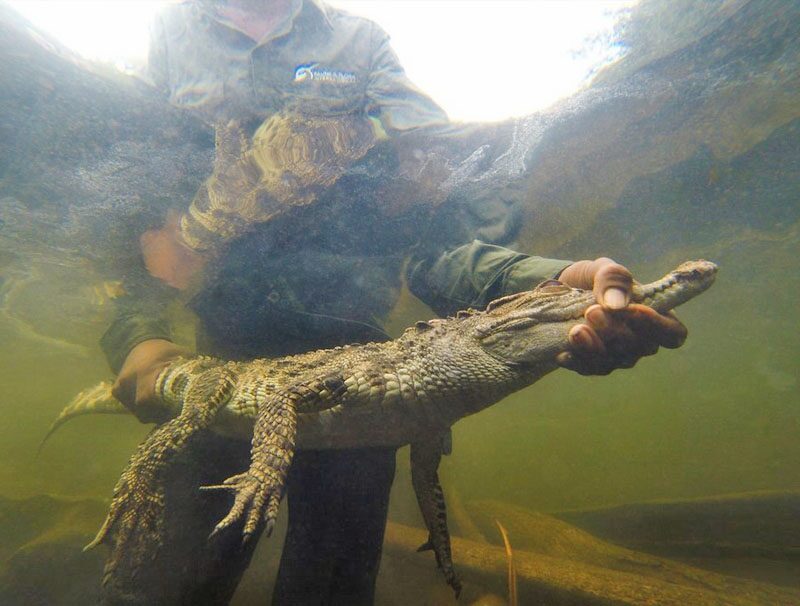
[155, 1, 377, 122]
[190, 143, 430, 360]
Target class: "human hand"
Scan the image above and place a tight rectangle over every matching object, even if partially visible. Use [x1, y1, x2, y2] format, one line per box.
[555, 258, 688, 375]
[112, 339, 189, 423]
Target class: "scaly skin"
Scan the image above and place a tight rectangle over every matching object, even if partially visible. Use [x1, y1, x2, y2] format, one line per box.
[47, 260, 717, 596]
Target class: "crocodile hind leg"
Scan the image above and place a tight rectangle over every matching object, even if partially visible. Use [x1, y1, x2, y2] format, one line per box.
[87, 366, 236, 584]
[411, 431, 462, 597]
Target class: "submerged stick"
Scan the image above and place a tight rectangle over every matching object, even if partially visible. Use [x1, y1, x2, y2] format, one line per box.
[383, 522, 800, 606]
[495, 521, 518, 606]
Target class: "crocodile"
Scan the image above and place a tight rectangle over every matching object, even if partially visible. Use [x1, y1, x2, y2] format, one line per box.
[46, 260, 717, 595]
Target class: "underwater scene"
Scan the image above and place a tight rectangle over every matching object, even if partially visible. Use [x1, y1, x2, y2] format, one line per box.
[0, 0, 798, 604]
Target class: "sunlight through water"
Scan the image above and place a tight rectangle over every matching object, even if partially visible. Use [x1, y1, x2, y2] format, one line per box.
[7, 0, 634, 121]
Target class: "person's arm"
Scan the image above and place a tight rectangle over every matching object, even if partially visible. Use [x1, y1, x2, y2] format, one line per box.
[407, 239, 571, 317]
[101, 6, 204, 423]
[101, 297, 189, 423]
[99, 261, 189, 422]
[408, 242, 687, 375]
[364, 22, 686, 376]
[107, 337, 188, 424]
[100, 296, 173, 375]
[405, 194, 686, 376]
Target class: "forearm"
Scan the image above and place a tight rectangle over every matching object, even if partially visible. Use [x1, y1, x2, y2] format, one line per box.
[407, 239, 572, 317]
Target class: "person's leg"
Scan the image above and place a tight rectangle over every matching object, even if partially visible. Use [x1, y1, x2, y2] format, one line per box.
[271, 447, 398, 606]
[99, 432, 257, 606]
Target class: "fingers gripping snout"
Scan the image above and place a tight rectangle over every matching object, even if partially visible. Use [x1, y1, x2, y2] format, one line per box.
[558, 304, 688, 375]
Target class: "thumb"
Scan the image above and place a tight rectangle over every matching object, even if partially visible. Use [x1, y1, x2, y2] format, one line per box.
[592, 260, 633, 310]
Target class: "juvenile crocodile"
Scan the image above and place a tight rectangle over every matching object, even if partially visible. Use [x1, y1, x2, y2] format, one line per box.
[47, 260, 717, 595]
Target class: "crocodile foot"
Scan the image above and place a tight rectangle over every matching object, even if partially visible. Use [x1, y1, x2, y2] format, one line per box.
[417, 536, 462, 598]
[411, 436, 462, 597]
[88, 366, 236, 583]
[203, 389, 297, 543]
[202, 467, 284, 540]
[85, 425, 171, 583]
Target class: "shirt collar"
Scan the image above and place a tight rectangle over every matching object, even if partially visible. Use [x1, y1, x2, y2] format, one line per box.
[197, 1, 333, 37]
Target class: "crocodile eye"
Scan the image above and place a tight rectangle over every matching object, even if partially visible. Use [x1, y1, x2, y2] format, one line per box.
[536, 279, 563, 289]
[535, 280, 571, 294]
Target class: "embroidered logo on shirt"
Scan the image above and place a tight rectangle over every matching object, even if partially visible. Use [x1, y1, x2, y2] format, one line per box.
[294, 63, 357, 84]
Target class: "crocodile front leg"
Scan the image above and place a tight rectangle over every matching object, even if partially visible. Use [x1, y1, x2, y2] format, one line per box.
[203, 387, 299, 540]
[204, 375, 350, 541]
[87, 365, 236, 584]
[411, 431, 462, 597]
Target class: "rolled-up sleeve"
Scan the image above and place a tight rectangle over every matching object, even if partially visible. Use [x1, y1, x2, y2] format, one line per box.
[100, 303, 174, 374]
[99, 271, 177, 373]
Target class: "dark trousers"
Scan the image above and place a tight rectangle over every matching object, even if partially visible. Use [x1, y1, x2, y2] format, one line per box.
[99, 432, 397, 606]
[272, 448, 397, 606]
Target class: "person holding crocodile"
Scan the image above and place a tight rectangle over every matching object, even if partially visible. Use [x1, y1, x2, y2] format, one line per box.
[100, 0, 687, 604]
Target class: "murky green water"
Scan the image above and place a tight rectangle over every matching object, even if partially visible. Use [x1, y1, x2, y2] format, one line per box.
[1, 0, 799, 604]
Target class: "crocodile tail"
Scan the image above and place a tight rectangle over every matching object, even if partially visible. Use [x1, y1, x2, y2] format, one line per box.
[38, 382, 128, 454]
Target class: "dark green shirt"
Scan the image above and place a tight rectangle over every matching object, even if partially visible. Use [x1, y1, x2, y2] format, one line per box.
[101, 0, 571, 371]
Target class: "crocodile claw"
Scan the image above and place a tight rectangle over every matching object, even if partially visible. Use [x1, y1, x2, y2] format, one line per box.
[202, 390, 296, 543]
[202, 469, 284, 542]
[417, 533, 462, 598]
[451, 578, 463, 599]
[86, 444, 168, 585]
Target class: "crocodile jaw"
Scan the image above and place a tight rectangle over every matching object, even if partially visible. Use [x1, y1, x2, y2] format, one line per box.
[631, 259, 718, 313]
